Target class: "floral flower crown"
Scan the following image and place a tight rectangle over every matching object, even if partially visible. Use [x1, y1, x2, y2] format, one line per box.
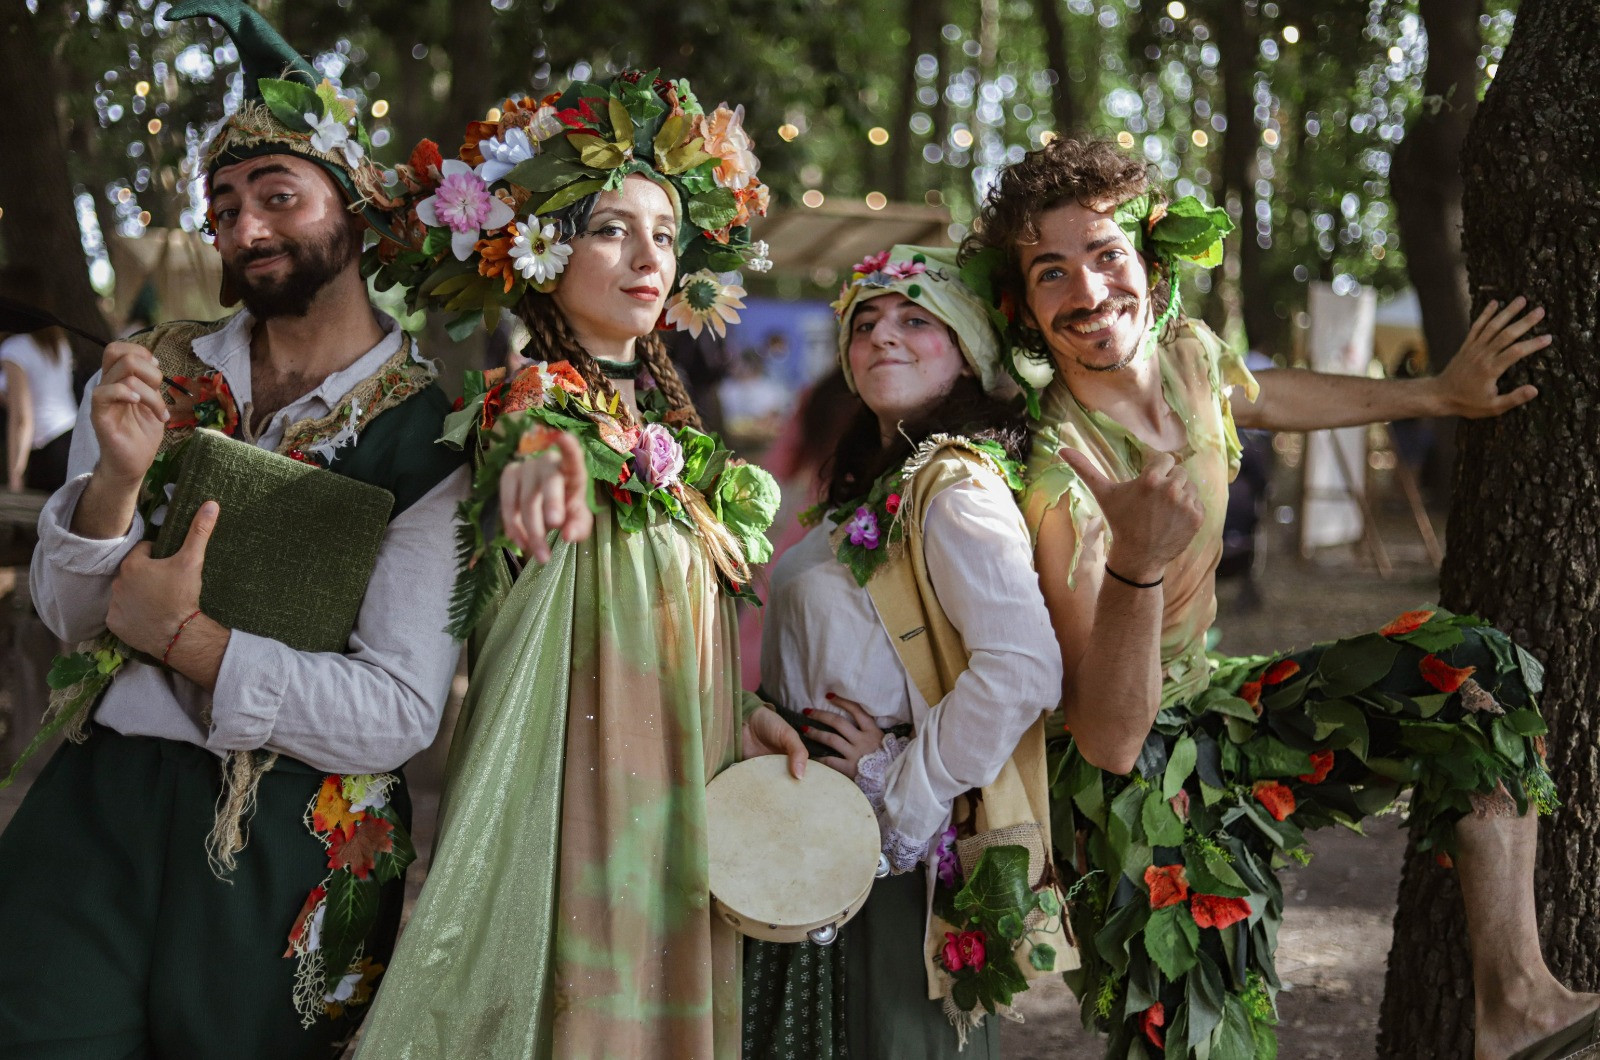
[369, 71, 771, 342]
[960, 192, 1235, 418]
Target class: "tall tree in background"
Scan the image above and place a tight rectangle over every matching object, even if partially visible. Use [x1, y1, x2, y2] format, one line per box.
[0, 3, 110, 361]
[1379, 1, 1600, 1054]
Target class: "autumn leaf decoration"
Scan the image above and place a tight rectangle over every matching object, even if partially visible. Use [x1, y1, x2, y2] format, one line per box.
[284, 772, 413, 1028]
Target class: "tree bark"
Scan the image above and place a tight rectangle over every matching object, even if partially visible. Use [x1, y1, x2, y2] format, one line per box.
[1380, 3, 1600, 1055]
[1038, 0, 1078, 136]
[1215, 0, 1278, 356]
[886, 0, 924, 202]
[0, 7, 111, 365]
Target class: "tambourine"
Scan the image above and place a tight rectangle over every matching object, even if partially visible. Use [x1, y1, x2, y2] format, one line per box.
[705, 754, 888, 945]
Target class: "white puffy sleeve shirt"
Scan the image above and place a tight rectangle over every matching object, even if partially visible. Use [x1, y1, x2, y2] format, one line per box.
[759, 463, 1063, 859]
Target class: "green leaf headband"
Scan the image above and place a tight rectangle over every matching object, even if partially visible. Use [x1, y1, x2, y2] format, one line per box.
[1112, 192, 1235, 337]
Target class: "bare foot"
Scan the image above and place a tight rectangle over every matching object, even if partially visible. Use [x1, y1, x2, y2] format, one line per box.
[1477, 988, 1600, 1060]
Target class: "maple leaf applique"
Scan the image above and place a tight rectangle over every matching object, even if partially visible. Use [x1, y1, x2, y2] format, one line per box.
[326, 816, 395, 879]
[313, 775, 364, 839]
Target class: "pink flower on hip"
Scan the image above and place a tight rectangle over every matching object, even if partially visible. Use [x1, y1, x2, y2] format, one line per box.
[415, 159, 515, 261]
[845, 505, 880, 549]
[942, 929, 986, 972]
[630, 422, 686, 489]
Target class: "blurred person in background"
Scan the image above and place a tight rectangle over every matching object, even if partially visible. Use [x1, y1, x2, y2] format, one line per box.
[2, 267, 79, 493]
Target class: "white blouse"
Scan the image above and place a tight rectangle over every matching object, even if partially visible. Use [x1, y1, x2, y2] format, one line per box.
[760, 462, 1063, 864]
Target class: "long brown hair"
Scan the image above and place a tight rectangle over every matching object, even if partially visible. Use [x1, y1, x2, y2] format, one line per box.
[822, 375, 1028, 509]
[514, 289, 703, 431]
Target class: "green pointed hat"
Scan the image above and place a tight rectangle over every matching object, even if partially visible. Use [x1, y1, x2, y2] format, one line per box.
[168, 0, 399, 259]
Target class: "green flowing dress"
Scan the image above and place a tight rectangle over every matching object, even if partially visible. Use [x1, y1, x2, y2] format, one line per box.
[355, 491, 742, 1060]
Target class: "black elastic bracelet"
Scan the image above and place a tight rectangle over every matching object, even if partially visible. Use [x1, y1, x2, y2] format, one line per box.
[1105, 564, 1163, 589]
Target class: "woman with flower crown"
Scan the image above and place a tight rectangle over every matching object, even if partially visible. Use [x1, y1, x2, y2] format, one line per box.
[352, 73, 803, 1060]
[742, 245, 1075, 1060]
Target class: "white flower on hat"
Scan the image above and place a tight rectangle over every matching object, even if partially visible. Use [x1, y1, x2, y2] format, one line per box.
[305, 109, 365, 169]
[508, 220, 573, 285]
[478, 126, 536, 184]
[1012, 348, 1056, 391]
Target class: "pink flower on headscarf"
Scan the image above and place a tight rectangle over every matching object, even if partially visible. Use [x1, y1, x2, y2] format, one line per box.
[852, 250, 891, 276]
[884, 260, 926, 281]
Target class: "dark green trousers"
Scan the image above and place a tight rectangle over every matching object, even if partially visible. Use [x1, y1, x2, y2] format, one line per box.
[0, 727, 408, 1060]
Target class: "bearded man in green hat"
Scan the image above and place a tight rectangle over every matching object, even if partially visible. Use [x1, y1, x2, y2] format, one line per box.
[0, 3, 467, 1056]
[961, 137, 1600, 1060]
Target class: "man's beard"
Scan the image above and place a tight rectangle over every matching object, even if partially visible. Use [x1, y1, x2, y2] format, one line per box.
[1049, 294, 1143, 373]
[223, 218, 361, 320]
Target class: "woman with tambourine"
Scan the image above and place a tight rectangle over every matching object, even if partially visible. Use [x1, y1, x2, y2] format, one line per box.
[745, 246, 1076, 1059]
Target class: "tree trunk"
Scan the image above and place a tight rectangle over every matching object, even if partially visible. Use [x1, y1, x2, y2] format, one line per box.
[1038, 0, 1077, 136]
[886, 0, 923, 202]
[0, 8, 111, 365]
[1215, 0, 1277, 356]
[1392, 0, 1482, 499]
[1380, 3, 1600, 1056]
[443, 0, 493, 153]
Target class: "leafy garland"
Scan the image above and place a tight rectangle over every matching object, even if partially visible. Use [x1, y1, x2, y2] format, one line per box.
[441, 360, 780, 639]
[285, 773, 415, 1026]
[1052, 607, 1555, 1059]
[931, 841, 1066, 1018]
[809, 435, 1023, 588]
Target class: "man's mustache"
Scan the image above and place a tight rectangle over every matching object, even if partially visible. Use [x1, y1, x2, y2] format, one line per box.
[1050, 295, 1140, 333]
[232, 242, 296, 268]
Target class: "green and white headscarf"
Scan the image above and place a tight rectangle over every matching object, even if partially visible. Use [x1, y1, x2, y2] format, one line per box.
[831, 245, 1010, 396]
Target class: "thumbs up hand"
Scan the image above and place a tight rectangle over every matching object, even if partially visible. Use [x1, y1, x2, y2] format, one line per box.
[1059, 448, 1204, 584]
[108, 500, 219, 656]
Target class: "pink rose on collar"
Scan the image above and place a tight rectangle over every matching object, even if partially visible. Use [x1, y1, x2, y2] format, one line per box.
[630, 422, 686, 489]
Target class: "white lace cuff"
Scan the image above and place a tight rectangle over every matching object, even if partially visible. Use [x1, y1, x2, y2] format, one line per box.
[855, 734, 928, 873]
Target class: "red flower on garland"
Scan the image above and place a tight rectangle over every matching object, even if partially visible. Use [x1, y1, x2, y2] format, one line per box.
[1263, 659, 1301, 685]
[1299, 749, 1335, 785]
[1238, 680, 1263, 716]
[1145, 864, 1190, 909]
[544, 360, 589, 394]
[940, 929, 987, 972]
[1379, 609, 1436, 637]
[610, 484, 634, 505]
[164, 372, 240, 435]
[1190, 893, 1252, 930]
[1170, 788, 1191, 820]
[885, 493, 902, 515]
[1420, 654, 1476, 693]
[1141, 1002, 1166, 1048]
[1436, 851, 1455, 870]
[1253, 780, 1296, 821]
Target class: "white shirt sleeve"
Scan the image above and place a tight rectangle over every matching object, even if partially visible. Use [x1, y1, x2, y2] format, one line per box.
[876, 472, 1064, 852]
[30, 375, 143, 644]
[206, 465, 470, 773]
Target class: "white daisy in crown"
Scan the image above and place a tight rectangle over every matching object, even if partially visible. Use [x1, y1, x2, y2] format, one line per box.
[507, 220, 573, 286]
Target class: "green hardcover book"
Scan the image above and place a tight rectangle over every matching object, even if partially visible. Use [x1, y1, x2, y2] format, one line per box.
[152, 428, 395, 654]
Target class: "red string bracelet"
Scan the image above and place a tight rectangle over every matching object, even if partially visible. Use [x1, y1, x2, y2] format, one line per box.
[163, 609, 203, 666]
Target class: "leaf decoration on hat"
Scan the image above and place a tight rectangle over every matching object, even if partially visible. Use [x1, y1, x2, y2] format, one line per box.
[259, 77, 321, 133]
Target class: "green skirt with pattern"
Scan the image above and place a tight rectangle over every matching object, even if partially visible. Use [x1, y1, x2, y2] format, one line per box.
[743, 870, 1002, 1060]
[1053, 607, 1555, 1059]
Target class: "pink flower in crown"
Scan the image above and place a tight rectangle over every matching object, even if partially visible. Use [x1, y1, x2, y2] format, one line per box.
[845, 506, 880, 549]
[884, 260, 926, 281]
[415, 160, 515, 261]
[852, 250, 892, 276]
[630, 422, 686, 489]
